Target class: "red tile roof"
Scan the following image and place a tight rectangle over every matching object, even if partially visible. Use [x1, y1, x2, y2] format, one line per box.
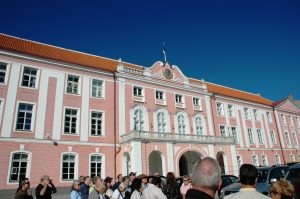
[0, 33, 143, 72]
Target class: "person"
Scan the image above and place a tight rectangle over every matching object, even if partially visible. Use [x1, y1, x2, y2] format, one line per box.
[138, 174, 148, 189]
[130, 178, 144, 199]
[163, 172, 181, 199]
[294, 178, 300, 199]
[35, 175, 57, 199]
[89, 182, 107, 199]
[185, 157, 221, 199]
[270, 179, 294, 199]
[70, 180, 82, 199]
[143, 176, 167, 199]
[112, 182, 127, 199]
[180, 175, 191, 199]
[224, 164, 270, 199]
[105, 177, 114, 193]
[112, 174, 123, 191]
[89, 176, 102, 193]
[80, 176, 90, 199]
[15, 178, 33, 199]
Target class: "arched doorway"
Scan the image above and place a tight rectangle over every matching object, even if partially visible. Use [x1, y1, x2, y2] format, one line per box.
[149, 151, 163, 175]
[216, 152, 225, 174]
[179, 151, 201, 176]
[122, 152, 130, 176]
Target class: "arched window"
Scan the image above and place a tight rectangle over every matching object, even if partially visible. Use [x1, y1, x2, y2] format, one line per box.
[61, 153, 77, 181]
[9, 152, 30, 182]
[90, 154, 102, 178]
[157, 112, 166, 133]
[134, 109, 144, 131]
[195, 117, 203, 135]
[178, 114, 186, 134]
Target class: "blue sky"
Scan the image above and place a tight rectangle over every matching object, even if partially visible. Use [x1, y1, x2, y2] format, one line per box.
[1, 0, 299, 101]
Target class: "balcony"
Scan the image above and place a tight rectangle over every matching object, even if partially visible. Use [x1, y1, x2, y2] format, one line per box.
[120, 131, 235, 145]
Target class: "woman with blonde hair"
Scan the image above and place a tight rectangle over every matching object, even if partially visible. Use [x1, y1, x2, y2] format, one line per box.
[270, 179, 294, 199]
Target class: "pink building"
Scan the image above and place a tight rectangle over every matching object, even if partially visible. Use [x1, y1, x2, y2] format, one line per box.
[0, 33, 300, 190]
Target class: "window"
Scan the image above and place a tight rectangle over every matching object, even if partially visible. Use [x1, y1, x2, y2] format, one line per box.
[228, 104, 235, 117]
[0, 62, 7, 83]
[248, 128, 254, 144]
[236, 156, 242, 168]
[289, 116, 294, 126]
[156, 90, 164, 100]
[262, 155, 267, 166]
[266, 112, 272, 123]
[220, 125, 226, 137]
[297, 117, 300, 128]
[61, 154, 76, 180]
[15, 103, 33, 131]
[92, 79, 103, 98]
[270, 131, 276, 145]
[133, 86, 143, 97]
[66, 75, 80, 94]
[90, 155, 102, 178]
[193, 97, 199, 106]
[217, 102, 224, 116]
[178, 114, 186, 134]
[257, 129, 264, 144]
[285, 132, 291, 147]
[292, 132, 298, 146]
[298, 154, 300, 161]
[175, 94, 183, 103]
[231, 127, 238, 143]
[281, 114, 286, 125]
[91, 111, 103, 136]
[134, 109, 144, 131]
[252, 155, 258, 166]
[275, 154, 281, 164]
[9, 152, 29, 182]
[290, 154, 295, 162]
[244, 107, 250, 119]
[21, 67, 38, 88]
[195, 117, 203, 135]
[253, 109, 259, 120]
[64, 108, 78, 134]
[157, 112, 166, 133]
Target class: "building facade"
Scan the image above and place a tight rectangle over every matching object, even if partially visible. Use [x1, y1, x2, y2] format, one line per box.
[0, 33, 300, 190]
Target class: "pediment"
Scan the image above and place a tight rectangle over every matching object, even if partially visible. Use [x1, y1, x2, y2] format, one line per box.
[275, 99, 300, 113]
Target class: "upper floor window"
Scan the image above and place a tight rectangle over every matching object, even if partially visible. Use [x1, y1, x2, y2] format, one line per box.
[252, 155, 259, 166]
[266, 112, 272, 123]
[290, 154, 295, 162]
[9, 152, 29, 182]
[156, 90, 164, 100]
[281, 114, 287, 125]
[236, 156, 242, 168]
[193, 97, 200, 106]
[157, 112, 166, 133]
[248, 128, 254, 144]
[220, 125, 226, 137]
[297, 117, 300, 128]
[134, 109, 144, 131]
[275, 154, 281, 164]
[92, 79, 103, 98]
[0, 62, 7, 83]
[133, 86, 143, 97]
[175, 94, 183, 104]
[67, 75, 80, 95]
[178, 114, 186, 134]
[262, 155, 267, 166]
[244, 107, 250, 120]
[298, 154, 300, 161]
[270, 130, 276, 145]
[231, 127, 238, 143]
[61, 154, 76, 181]
[253, 109, 259, 120]
[195, 117, 203, 135]
[90, 154, 102, 178]
[15, 103, 33, 131]
[64, 108, 79, 134]
[285, 132, 291, 147]
[257, 129, 264, 144]
[91, 111, 103, 136]
[22, 67, 38, 88]
[289, 116, 294, 126]
[217, 102, 224, 116]
[292, 132, 298, 146]
[228, 104, 235, 117]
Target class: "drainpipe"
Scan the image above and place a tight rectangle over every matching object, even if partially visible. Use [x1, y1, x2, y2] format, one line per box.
[113, 72, 117, 179]
[273, 107, 286, 164]
[210, 94, 217, 136]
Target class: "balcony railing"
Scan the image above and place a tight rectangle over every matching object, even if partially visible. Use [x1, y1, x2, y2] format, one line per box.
[120, 131, 235, 144]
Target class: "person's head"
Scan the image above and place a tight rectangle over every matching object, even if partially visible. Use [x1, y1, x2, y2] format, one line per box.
[270, 179, 294, 199]
[96, 182, 107, 194]
[117, 174, 123, 182]
[17, 178, 30, 192]
[239, 164, 257, 186]
[92, 176, 102, 185]
[83, 176, 90, 185]
[40, 175, 50, 185]
[151, 176, 162, 187]
[138, 174, 147, 185]
[118, 182, 126, 192]
[191, 157, 221, 193]
[154, 172, 160, 177]
[129, 172, 136, 181]
[79, 176, 85, 184]
[104, 177, 113, 187]
[122, 176, 130, 186]
[182, 175, 190, 185]
[131, 178, 143, 192]
[71, 180, 81, 191]
[166, 172, 176, 186]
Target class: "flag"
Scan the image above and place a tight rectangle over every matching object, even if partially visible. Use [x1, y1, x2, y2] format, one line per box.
[162, 42, 167, 63]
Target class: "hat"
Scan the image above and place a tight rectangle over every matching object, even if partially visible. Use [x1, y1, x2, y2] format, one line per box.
[129, 172, 136, 176]
[104, 176, 113, 183]
[138, 174, 147, 179]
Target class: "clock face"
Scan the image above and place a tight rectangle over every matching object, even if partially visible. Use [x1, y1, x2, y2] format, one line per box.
[163, 68, 173, 79]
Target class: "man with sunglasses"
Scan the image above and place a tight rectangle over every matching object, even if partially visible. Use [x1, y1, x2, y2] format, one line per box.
[15, 178, 33, 199]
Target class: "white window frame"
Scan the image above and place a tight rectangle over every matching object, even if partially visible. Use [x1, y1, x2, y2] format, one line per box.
[292, 132, 298, 147]
[175, 94, 184, 104]
[91, 78, 105, 99]
[174, 111, 189, 135]
[252, 155, 259, 166]
[89, 153, 105, 179]
[7, 151, 32, 184]
[266, 112, 272, 123]
[0, 61, 10, 85]
[298, 154, 300, 161]
[248, 128, 254, 144]
[153, 108, 170, 133]
[217, 102, 224, 116]
[290, 154, 295, 162]
[90, 110, 105, 137]
[0, 98, 4, 126]
[155, 90, 165, 100]
[63, 107, 80, 135]
[289, 116, 294, 126]
[274, 154, 281, 164]
[65, 74, 81, 95]
[236, 155, 242, 169]
[285, 131, 291, 147]
[253, 109, 259, 120]
[257, 129, 264, 144]
[281, 114, 287, 125]
[19, 65, 40, 90]
[193, 97, 202, 111]
[220, 125, 226, 137]
[227, 104, 235, 118]
[270, 130, 277, 145]
[60, 152, 78, 182]
[130, 105, 149, 131]
[14, 101, 36, 132]
[133, 86, 143, 97]
[231, 126, 239, 143]
[261, 155, 268, 166]
[244, 107, 250, 120]
[297, 117, 300, 128]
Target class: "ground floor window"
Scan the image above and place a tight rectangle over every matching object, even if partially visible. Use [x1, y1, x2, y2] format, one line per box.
[90, 155, 102, 178]
[9, 152, 29, 182]
[62, 154, 76, 180]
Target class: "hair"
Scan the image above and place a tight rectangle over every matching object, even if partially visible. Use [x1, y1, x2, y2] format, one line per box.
[131, 178, 142, 192]
[239, 164, 257, 185]
[71, 180, 80, 192]
[151, 176, 162, 186]
[191, 157, 221, 191]
[40, 175, 49, 183]
[118, 182, 126, 189]
[92, 176, 101, 184]
[271, 179, 294, 199]
[16, 177, 29, 193]
[166, 172, 177, 188]
[182, 175, 190, 180]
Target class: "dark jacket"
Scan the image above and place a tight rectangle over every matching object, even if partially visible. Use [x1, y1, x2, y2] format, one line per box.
[15, 189, 34, 199]
[185, 189, 214, 199]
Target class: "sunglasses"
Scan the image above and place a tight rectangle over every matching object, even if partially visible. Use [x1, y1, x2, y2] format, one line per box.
[23, 181, 30, 185]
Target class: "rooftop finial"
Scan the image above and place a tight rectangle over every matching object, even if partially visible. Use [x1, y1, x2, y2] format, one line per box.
[162, 42, 167, 64]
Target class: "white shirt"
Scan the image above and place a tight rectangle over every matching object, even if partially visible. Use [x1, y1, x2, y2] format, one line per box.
[142, 184, 167, 199]
[112, 189, 124, 199]
[224, 188, 271, 199]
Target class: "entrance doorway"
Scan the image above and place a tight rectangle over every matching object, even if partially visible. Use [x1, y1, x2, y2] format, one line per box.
[179, 151, 201, 176]
[149, 151, 163, 175]
[216, 152, 225, 174]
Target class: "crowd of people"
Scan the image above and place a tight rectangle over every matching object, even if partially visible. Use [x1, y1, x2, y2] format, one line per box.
[14, 157, 300, 199]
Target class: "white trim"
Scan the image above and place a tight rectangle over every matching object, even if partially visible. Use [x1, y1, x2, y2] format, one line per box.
[174, 111, 190, 134]
[230, 145, 238, 175]
[0, 98, 4, 126]
[62, 106, 81, 136]
[193, 113, 207, 135]
[90, 78, 105, 99]
[174, 93, 185, 108]
[130, 141, 142, 174]
[65, 73, 82, 96]
[118, 79, 126, 136]
[261, 110, 271, 148]
[261, 154, 268, 166]
[80, 76, 90, 141]
[153, 108, 170, 132]
[19, 64, 40, 90]
[89, 153, 105, 179]
[274, 154, 281, 164]
[216, 101, 225, 117]
[205, 96, 214, 136]
[235, 106, 244, 147]
[89, 109, 105, 137]
[166, 143, 174, 172]
[60, 152, 79, 183]
[14, 101, 37, 133]
[154, 89, 166, 105]
[132, 85, 145, 102]
[251, 154, 259, 166]
[130, 104, 149, 131]
[0, 59, 10, 85]
[274, 110, 285, 148]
